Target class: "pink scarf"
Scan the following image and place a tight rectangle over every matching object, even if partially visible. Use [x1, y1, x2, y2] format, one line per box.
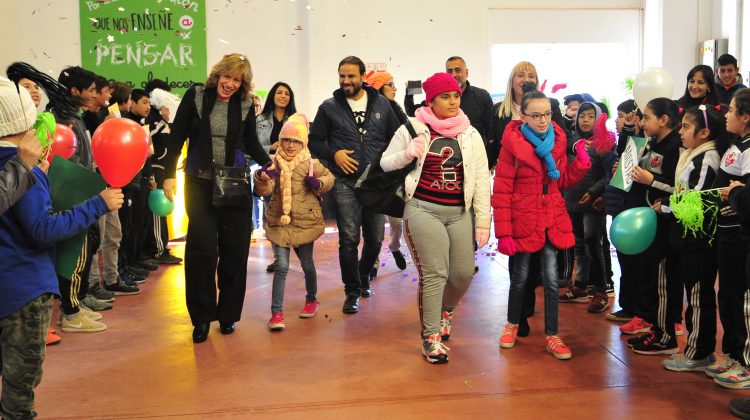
[415, 106, 471, 138]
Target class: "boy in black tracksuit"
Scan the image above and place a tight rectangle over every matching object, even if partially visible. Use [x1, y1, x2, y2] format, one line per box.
[621, 127, 682, 353]
[710, 134, 750, 381]
[120, 90, 156, 280]
[142, 105, 180, 263]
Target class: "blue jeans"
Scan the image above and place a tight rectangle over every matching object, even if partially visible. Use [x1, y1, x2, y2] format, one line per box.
[332, 178, 385, 295]
[508, 240, 560, 336]
[271, 243, 317, 313]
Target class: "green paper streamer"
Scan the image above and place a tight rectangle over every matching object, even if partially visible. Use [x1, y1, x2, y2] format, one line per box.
[33, 112, 56, 148]
[669, 182, 720, 243]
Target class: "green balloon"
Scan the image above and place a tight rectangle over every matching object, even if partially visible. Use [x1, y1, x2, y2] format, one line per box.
[148, 189, 174, 217]
[610, 207, 657, 255]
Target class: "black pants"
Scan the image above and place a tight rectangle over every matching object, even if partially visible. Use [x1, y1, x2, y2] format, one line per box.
[617, 251, 638, 314]
[184, 175, 252, 325]
[557, 247, 574, 287]
[678, 249, 717, 360]
[119, 182, 150, 268]
[144, 166, 170, 258]
[58, 225, 99, 315]
[636, 217, 680, 341]
[717, 229, 749, 365]
[602, 218, 613, 286]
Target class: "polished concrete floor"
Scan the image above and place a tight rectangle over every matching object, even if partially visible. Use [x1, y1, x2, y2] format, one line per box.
[36, 230, 744, 419]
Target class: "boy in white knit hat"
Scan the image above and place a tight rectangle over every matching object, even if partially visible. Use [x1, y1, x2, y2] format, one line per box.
[0, 77, 43, 214]
[0, 76, 124, 418]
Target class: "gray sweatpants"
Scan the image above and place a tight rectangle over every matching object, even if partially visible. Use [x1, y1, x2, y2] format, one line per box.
[403, 198, 475, 338]
[89, 210, 122, 287]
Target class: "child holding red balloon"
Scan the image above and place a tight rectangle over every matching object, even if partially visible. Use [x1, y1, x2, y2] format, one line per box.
[656, 105, 725, 372]
[619, 98, 682, 355]
[0, 75, 124, 418]
[253, 113, 334, 330]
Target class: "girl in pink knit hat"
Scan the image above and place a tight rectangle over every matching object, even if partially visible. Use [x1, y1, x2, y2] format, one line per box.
[254, 113, 335, 330]
[380, 72, 491, 364]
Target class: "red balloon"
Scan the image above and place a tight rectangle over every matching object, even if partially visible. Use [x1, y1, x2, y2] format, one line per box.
[47, 124, 77, 163]
[91, 118, 150, 187]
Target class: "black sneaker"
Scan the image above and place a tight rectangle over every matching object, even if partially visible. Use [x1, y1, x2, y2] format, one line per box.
[104, 281, 141, 296]
[127, 265, 150, 277]
[88, 284, 115, 302]
[606, 309, 634, 322]
[123, 271, 146, 285]
[135, 260, 159, 271]
[369, 267, 378, 282]
[392, 249, 407, 270]
[157, 252, 183, 264]
[266, 262, 275, 273]
[606, 282, 615, 297]
[729, 398, 750, 419]
[632, 331, 678, 355]
[627, 331, 653, 347]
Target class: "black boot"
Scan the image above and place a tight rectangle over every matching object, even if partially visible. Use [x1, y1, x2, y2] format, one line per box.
[192, 323, 209, 343]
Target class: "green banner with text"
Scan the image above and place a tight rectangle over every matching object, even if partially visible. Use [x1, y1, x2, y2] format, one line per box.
[79, 0, 206, 96]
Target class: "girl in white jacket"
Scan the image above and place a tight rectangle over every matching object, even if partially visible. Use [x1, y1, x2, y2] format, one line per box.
[380, 72, 490, 364]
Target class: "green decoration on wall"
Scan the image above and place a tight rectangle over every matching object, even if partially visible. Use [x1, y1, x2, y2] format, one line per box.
[79, 0, 207, 97]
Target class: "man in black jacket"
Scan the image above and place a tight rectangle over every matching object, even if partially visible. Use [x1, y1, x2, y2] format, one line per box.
[308, 56, 399, 314]
[405, 56, 493, 142]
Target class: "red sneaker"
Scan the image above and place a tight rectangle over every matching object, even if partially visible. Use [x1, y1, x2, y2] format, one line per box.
[675, 323, 685, 336]
[299, 301, 320, 318]
[499, 323, 519, 349]
[46, 330, 61, 346]
[546, 335, 572, 360]
[268, 312, 285, 330]
[619, 316, 652, 335]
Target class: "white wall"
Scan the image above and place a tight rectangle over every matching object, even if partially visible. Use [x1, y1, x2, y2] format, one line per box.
[0, 0, 744, 114]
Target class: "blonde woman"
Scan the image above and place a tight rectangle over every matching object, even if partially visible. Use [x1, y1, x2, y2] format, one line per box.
[163, 53, 271, 343]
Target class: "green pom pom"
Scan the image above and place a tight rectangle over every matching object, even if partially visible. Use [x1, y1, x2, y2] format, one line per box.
[669, 182, 720, 243]
[33, 112, 56, 148]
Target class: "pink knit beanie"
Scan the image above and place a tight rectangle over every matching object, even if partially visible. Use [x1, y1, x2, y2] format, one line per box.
[423, 72, 461, 103]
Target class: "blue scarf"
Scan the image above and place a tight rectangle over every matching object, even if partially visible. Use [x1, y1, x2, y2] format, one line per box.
[520, 123, 560, 180]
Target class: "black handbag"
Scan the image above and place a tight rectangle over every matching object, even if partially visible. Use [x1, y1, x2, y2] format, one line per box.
[212, 164, 251, 208]
[354, 120, 419, 218]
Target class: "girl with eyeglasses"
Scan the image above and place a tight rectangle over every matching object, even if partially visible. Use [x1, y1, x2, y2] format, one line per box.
[254, 113, 334, 331]
[494, 89, 591, 360]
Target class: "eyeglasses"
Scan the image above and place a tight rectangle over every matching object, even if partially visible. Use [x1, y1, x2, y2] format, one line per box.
[281, 138, 304, 147]
[383, 82, 395, 88]
[523, 111, 553, 122]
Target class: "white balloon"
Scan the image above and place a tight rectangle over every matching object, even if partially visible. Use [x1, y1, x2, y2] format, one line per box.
[633, 67, 674, 110]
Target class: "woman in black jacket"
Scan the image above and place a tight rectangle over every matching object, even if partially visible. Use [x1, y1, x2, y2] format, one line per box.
[163, 53, 270, 343]
[677, 65, 721, 110]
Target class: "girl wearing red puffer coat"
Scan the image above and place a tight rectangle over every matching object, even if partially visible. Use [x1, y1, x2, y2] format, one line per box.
[494, 90, 590, 360]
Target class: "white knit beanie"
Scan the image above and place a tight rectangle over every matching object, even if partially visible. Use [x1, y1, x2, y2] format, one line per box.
[0, 76, 37, 138]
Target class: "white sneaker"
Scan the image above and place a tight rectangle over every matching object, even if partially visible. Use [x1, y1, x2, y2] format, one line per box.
[61, 311, 107, 333]
[57, 306, 103, 325]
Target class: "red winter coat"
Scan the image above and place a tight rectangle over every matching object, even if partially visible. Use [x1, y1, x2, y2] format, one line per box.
[492, 120, 590, 253]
